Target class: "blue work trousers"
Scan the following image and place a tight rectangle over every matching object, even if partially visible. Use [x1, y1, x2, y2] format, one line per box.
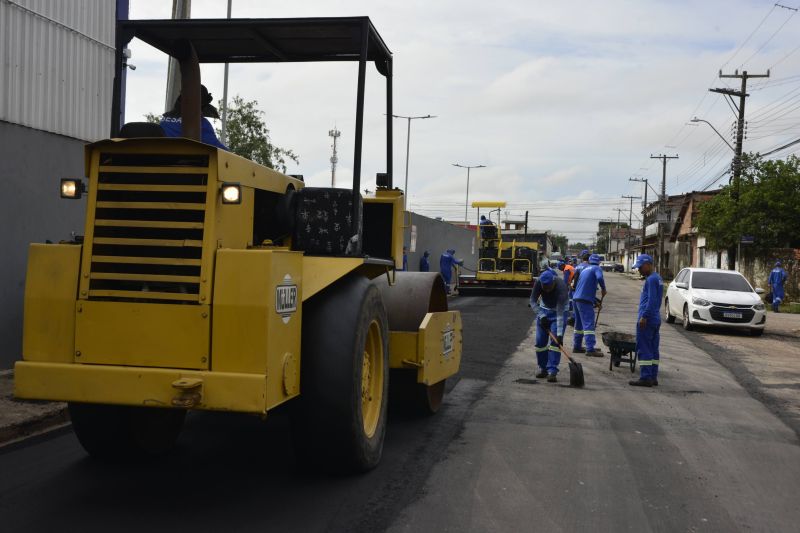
[534, 310, 561, 375]
[636, 320, 661, 381]
[772, 284, 784, 312]
[441, 270, 452, 293]
[573, 299, 597, 351]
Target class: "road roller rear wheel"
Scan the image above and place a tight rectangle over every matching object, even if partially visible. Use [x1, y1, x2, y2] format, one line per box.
[290, 275, 389, 473]
[68, 403, 185, 460]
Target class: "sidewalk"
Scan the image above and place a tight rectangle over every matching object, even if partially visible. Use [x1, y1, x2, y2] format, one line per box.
[0, 370, 68, 447]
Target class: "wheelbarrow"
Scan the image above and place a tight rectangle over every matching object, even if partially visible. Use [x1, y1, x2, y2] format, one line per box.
[601, 331, 637, 373]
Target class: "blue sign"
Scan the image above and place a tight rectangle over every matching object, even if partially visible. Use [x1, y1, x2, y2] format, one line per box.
[741, 235, 754, 244]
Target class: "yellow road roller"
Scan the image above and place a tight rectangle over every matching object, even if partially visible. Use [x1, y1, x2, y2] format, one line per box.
[15, 17, 462, 472]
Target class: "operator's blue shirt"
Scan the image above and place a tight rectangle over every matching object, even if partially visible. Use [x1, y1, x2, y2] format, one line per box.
[573, 264, 605, 302]
[160, 116, 228, 150]
[638, 271, 664, 321]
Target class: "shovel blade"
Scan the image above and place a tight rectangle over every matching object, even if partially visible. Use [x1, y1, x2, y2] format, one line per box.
[568, 361, 585, 388]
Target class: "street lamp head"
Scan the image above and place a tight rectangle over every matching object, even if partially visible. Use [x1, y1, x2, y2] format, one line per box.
[690, 117, 699, 122]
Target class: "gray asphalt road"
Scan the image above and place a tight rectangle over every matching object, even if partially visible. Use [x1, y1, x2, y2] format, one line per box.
[0, 293, 533, 533]
[390, 274, 800, 532]
[3, 276, 799, 532]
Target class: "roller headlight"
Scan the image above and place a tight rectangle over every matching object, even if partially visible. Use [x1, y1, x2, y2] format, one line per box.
[692, 297, 712, 307]
[60, 178, 85, 199]
[221, 182, 242, 204]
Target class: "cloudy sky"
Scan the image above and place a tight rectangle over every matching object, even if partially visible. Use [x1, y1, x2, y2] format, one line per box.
[125, 0, 800, 244]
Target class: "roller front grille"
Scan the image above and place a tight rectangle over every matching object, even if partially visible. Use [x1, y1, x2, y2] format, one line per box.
[88, 154, 210, 304]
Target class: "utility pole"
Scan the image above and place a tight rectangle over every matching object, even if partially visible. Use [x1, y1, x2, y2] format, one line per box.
[710, 69, 769, 270]
[453, 163, 486, 226]
[650, 154, 678, 274]
[711, 69, 769, 200]
[629, 177, 649, 247]
[621, 195, 641, 253]
[328, 128, 341, 187]
[220, 0, 233, 145]
[165, 0, 191, 112]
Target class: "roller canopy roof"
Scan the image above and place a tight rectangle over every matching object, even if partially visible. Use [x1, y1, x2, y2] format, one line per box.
[118, 17, 392, 69]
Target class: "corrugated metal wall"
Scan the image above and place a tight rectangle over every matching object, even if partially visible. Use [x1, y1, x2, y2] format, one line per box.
[0, 0, 115, 141]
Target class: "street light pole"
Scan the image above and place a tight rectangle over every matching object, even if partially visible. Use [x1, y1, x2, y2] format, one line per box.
[391, 114, 436, 209]
[690, 117, 734, 152]
[453, 163, 486, 226]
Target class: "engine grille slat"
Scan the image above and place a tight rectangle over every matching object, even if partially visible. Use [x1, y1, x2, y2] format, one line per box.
[88, 156, 210, 304]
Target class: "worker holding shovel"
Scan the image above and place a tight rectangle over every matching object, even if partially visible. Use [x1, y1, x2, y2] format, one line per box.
[530, 269, 569, 383]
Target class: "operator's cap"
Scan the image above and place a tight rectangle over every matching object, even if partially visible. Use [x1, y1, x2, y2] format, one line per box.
[447, 248, 455, 254]
[557, 260, 565, 268]
[633, 253, 654, 269]
[539, 269, 555, 286]
[589, 254, 601, 265]
[580, 249, 590, 257]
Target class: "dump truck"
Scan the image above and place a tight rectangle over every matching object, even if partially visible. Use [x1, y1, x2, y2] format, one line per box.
[458, 201, 538, 296]
[14, 17, 462, 472]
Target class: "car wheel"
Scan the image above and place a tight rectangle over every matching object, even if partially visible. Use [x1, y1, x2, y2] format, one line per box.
[682, 305, 693, 331]
[749, 328, 764, 337]
[665, 299, 675, 323]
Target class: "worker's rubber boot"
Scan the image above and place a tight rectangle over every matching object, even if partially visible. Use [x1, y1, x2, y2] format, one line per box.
[547, 374, 558, 383]
[586, 349, 604, 357]
[572, 347, 586, 353]
[535, 370, 548, 379]
[629, 379, 654, 387]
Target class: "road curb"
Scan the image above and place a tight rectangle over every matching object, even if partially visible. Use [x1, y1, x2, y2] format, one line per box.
[0, 370, 71, 448]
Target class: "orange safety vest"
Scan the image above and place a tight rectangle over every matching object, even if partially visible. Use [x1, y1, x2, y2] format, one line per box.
[563, 264, 575, 285]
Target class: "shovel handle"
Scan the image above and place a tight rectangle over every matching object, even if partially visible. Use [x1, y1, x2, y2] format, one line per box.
[546, 329, 576, 365]
[594, 294, 605, 329]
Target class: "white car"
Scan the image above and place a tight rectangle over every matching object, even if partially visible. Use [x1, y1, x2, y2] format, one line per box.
[664, 267, 767, 336]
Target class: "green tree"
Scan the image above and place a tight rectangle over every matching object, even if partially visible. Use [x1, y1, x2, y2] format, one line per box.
[219, 95, 298, 173]
[551, 234, 569, 254]
[696, 154, 800, 255]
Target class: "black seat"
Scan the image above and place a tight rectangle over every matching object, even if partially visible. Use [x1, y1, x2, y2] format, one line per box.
[119, 122, 165, 138]
[291, 187, 363, 256]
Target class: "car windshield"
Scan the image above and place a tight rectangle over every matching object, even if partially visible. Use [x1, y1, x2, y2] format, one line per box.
[691, 272, 753, 292]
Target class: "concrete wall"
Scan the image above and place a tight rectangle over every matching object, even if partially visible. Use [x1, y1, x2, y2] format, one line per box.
[403, 213, 478, 273]
[0, 121, 86, 369]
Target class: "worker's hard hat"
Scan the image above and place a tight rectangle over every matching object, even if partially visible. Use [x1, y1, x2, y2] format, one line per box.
[775, 260, 782, 266]
[539, 269, 555, 286]
[589, 254, 601, 265]
[580, 249, 590, 257]
[633, 254, 654, 269]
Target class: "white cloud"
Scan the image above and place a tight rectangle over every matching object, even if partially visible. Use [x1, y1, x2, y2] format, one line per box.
[125, 0, 800, 240]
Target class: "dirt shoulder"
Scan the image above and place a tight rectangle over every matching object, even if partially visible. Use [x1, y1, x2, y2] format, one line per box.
[0, 370, 68, 447]
[670, 310, 800, 439]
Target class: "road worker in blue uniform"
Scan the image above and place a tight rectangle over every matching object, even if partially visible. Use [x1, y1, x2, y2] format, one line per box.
[768, 260, 788, 313]
[572, 253, 606, 355]
[440, 249, 463, 294]
[529, 269, 569, 382]
[630, 253, 663, 387]
[160, 85, 228, 150]
[419, 250, 431, 272]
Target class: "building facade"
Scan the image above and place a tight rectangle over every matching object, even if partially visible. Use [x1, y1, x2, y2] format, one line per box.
[0, 0, 118, 369]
